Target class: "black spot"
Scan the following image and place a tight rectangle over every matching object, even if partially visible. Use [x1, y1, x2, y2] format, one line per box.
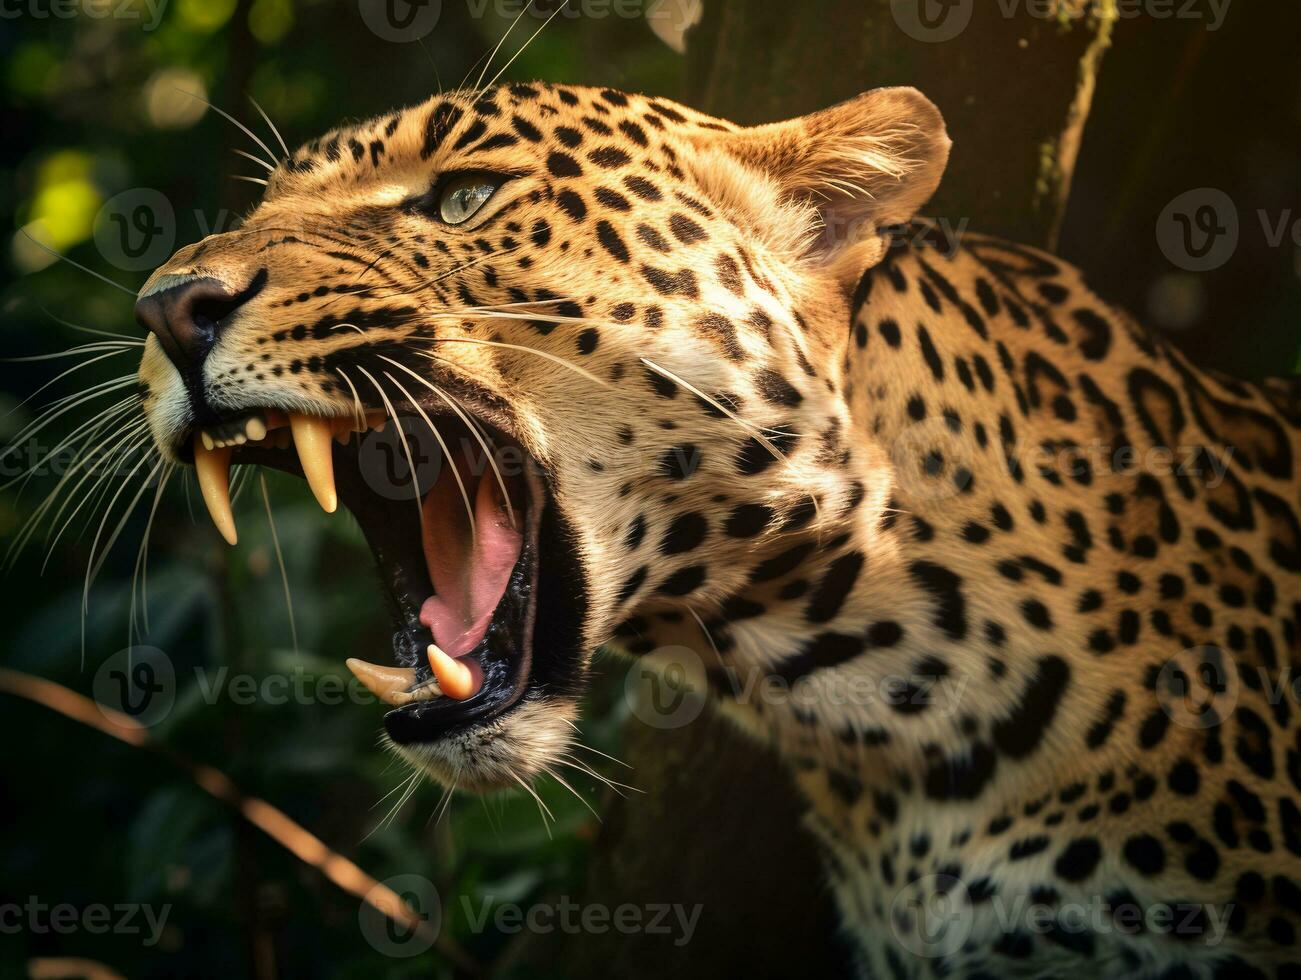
[660, 513, 707, 555]
[669, 213, 707, 244]
[595, 220, 629, 262]
[421, 102, 463, 158]
[1168, 759, 1200, 795]
[624, 175, 661, 201]
[616, 565, 648, 604]
[908, 561, 967, 640]
[769, 631, 866, 685]
[624, 515, 646, 551]
[1138, 709, 1170, 749]
[1084, 689, 1127, 750]
[1123, 834, 1165, 875]
[556, 190, 587, 221]
[750, 543, 816, 584]
[658, 565, 705, 596]
[1020, 599, 1054, 630]
[1010, 836, 1051, 860]
[868, 621, 903, 647]
[992, 656, 1070, 759]
[547, 152, 583, 177]
[805, 552, 865, 624]
[510, 114, 542, 142]
[725, 504, 773, 538]
[756, 370, 803, 407]
[1055, 838, 1102, 882]
[589, 146, 631, 168]
[735, 437, 778, 476]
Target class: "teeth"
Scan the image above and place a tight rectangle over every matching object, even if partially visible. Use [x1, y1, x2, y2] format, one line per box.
[193, 438, 237, 545]
[427, 644, 480, 701]
[345, 659, 439, 706]
[193, 408, 394, 517]
[289, 412, 338, 513]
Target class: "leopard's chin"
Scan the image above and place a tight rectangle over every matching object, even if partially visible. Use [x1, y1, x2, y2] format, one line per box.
[180, 399, 590, 788]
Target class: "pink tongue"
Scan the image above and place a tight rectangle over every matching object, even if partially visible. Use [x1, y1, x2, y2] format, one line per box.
[419, 456, 522, 659]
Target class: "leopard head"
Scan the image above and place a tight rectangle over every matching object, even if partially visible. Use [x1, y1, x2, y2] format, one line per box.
[134, 82, 949, 790]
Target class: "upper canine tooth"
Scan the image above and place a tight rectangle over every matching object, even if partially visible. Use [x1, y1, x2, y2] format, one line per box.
[345, 659, 423, 706]
[193, 437, 237, 546]
[289, 412, 338, 513]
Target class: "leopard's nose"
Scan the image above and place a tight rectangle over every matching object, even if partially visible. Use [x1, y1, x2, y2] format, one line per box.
[134, 270, 263, 377]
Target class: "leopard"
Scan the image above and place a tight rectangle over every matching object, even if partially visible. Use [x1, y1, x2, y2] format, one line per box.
[127, 80, 1301, 978]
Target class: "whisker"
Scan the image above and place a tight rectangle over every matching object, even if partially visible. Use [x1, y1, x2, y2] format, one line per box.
[335, 368, 367, 431]
[25, 420, 149, 567]
[555, 755, 638, 796]
[352, 366, 431, 531]
[4, 342, 141, 362]
[232, 148, 275, 173]
[379, 369, 477, 544]
[130, 463, 174, 644]
[481, 4, 567, 95]
[261, 473, 299, 651]
[509, 771, 553, 838]
[18, 228, 138, 297]
[1, 377, 137, 465]
[474, 0, 535, 92]
[3, 349, 133, 420]
[376, 356, 512, 530]
[248, 95, 291, 159]
[4, 409, 141, 568]
[686, 606, 722, 661]
[171, 86, 278, 170]
[417, 338, 609, 389]
[4, 395, 139, 497]
[82, 452, 163, 666]
[540, 765, 602, 821]
[33, 304, 145, 343]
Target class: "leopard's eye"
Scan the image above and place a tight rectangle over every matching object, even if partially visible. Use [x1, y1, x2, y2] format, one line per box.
[438, 174, 505, 225]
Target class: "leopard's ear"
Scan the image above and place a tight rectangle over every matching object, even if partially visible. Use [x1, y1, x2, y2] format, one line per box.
[692, 87, 951, 272]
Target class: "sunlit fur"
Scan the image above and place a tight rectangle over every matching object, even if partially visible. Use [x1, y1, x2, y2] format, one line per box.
[131, 80, 1301, 977]
[136, 82, 946, 795]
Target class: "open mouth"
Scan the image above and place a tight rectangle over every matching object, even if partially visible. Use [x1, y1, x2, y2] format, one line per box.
[181, 403, 581, 745]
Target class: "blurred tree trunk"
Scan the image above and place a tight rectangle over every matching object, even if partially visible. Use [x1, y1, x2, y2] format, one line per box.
[687, 0, 1117, 250]
[532, 4, 1117, 976]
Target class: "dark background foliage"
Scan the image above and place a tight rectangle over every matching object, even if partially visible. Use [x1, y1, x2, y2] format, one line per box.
[1, 1, 1297, 977]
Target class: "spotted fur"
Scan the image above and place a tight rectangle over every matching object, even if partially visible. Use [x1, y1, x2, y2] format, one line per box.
[136, 82, 1301, 977]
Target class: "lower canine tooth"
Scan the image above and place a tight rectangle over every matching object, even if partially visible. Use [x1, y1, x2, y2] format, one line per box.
[345, 659, 423, 706]
[289, 413, 338, 513]
[193, 437, 237, 545]
[427, 644, 480, 701]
